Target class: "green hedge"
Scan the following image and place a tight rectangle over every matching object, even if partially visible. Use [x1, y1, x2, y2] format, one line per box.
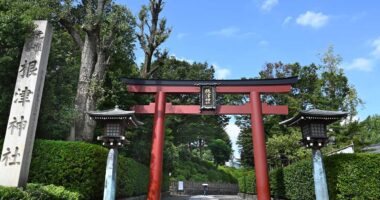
[325, 153, 380, 200]
[172, 157, 237, 183]
[233, 153, 380, 200]
[0, 140, 167, 199]
[0, 183, 81, 200]
[283, 160, 314, 200]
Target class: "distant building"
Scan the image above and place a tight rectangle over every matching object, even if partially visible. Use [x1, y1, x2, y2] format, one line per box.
[327, 143, 355, 156]
[362, 143, 380, 153]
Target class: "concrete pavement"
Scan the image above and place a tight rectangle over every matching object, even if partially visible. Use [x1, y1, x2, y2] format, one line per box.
[163, 195, 242, 200]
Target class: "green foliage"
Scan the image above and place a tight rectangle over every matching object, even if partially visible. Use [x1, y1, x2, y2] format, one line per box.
[0, 1, 35, 137]
[171, 147, 237, 183]
[0, 140, 153, 199]
[0, 186, 25, 200]
[266, 130, 310, 168]
[237, 47, 363, 167]
[232, 153, 380, 199]
[353, 115, 380, 149]
[269, 168, 285, 199]
[37, 29, 80, 139]
[208, 139, 232, 165]
[325, 153, 380, 200]
[28, 140, 107, 199]
[283, 159, 315, 200]
[0, 183, 81, 200]
[117, 156, 150, 197]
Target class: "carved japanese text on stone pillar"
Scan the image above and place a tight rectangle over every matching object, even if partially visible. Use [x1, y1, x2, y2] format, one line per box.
[0, 20, 52, 187]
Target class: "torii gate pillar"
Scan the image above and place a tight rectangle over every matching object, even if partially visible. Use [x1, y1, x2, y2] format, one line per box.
[250, 91, 270, 200]
[148, 91, 166, 200]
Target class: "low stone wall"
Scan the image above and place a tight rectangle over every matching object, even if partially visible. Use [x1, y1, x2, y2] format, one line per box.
[119, 192, 170, 200]
[170, 181, 239, 195]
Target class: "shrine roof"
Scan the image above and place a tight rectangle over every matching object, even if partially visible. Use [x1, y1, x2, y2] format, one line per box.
[121, 76, 298, 86]
[280, 109, 349, 126]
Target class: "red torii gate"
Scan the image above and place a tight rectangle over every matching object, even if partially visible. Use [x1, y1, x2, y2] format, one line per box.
[123, 77, 298, 200]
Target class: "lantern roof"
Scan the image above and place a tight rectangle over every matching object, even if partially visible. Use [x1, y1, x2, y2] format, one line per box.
[280, 109, 348, 127]
[87, 105, 143, 126]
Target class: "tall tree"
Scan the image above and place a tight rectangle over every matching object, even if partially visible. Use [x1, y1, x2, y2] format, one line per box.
[208, 139, 232, 166]
[0, 1, 35, 137]
[236, 46, 363, 167]
[37, 0, 137, 141]
[137, 0, 171, 78]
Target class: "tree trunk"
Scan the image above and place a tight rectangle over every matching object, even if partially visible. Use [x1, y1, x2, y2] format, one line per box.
[69, 33, 98, 141]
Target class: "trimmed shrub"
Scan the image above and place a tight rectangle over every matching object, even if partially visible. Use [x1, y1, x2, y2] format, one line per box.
[172, 156, 237, 183]
[283, 160, 314, 200]
[28, 140, 108, 199]
[0, 183, 81, 200]
[325, 153, 380, 200]
[0, 186, 25, 200]
[283, 153, 380, 199]
[269, 168, 285, 199]
[0, 140, 159, 199]
[230, 153, 380, 200]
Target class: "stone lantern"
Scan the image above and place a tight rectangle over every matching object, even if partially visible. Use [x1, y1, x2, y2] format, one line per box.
[87, 105, 142, 200]
[88, 105, 142, 148]
[280, 109, 348, 200]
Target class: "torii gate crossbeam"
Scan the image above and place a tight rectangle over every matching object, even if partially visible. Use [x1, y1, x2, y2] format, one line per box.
[123, 77, 298, 200]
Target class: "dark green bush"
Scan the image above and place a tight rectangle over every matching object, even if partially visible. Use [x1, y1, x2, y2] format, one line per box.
[283, 160, 315, 200]
[283, 153, 380, 199]
[325, 153, 380, 200]
[172, 156, 237, 183]
[0, 186, 25, 200]
[28, 140, 108, 199]
[230, 153, 380, 200]
[0, 140, 160, 199]
[269, 168, 285, 199]
[0, 183, 80, 200]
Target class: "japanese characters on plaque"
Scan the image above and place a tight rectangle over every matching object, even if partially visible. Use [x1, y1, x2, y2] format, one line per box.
[0, 21, 52, 187]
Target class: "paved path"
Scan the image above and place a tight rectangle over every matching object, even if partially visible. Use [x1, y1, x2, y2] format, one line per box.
[163, 195, 242, 200]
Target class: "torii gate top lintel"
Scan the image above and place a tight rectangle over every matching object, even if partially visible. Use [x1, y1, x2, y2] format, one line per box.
[123, 76, 298, 115]
[122, 76, 298, 94]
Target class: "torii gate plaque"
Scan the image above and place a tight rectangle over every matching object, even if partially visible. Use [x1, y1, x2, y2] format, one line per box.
[123, 77, 298, 200]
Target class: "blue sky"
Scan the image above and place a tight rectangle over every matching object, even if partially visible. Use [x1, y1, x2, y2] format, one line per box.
[118, 0, 380, 158]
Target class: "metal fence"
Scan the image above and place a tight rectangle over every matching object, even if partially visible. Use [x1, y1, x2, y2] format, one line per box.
[170, 181, 239, 195]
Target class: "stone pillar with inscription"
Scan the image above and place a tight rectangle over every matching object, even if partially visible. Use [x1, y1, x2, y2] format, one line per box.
[0, 20, 52, 187]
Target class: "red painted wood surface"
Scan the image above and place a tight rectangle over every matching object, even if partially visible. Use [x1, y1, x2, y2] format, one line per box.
[132, 103, 288, 115]
[127, 85, 292, 93]
[250, 91, 271, 200]
[147, 92, 166, 200]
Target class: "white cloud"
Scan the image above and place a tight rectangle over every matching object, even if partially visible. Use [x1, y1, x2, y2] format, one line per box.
[258, 40, 269, 46]
[208, 27, 240, 37]
[346, 57, 374, 72]
[261, 0, 279, 12]
[208, 27, 256, 39]
[283, 16, 292, 25]
[225, 121, 241, 159]
[346, 37, 380, 72]
[177, 33, 188, 40]
[296, 11, 329, 29]
[213, 63, 231, 79]
[371, 37, 380, 58]
[170, 54, 194, 63]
